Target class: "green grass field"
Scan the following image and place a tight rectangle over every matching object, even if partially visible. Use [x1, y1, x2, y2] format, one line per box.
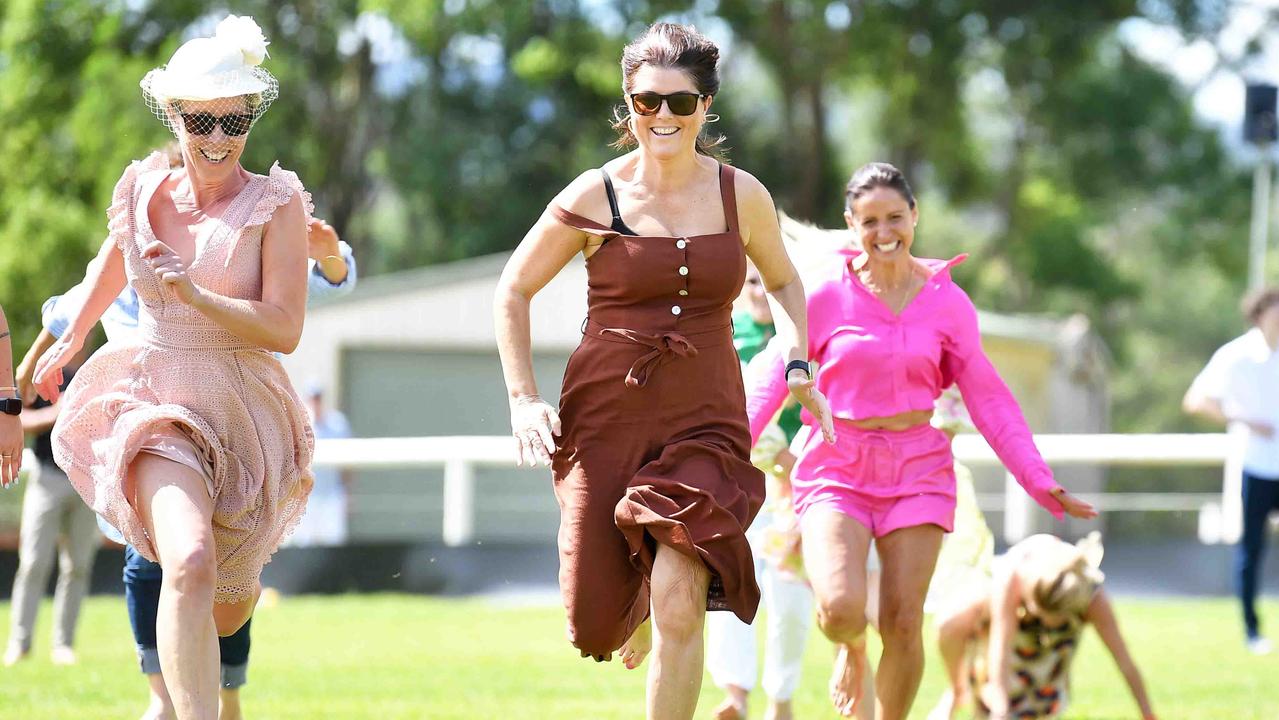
[1, 594, 1276, 719]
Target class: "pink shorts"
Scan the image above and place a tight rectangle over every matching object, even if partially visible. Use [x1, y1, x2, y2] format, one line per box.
[791, 421, 956, 537]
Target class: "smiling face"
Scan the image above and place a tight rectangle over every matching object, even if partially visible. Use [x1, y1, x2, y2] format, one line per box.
[845, 185, 918, 264]
[626, 64, 710, 162]
[168, 96, 256, 181]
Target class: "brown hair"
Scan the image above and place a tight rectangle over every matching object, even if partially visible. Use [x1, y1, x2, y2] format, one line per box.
[610, 23, 726, 159]
[845, 162, 916, 212]
[1242, 287, 1279, 326]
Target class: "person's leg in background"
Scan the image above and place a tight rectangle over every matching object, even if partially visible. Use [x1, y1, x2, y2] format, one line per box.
[705, 557, 760, 720]
[124, 543, 176, 720]
[759, 558, 813, 720]
[50, 476, 101, 664]
[217, 619, 252, 720]
[1237, 471, 1276, 654]
[5, 464, 60, 665]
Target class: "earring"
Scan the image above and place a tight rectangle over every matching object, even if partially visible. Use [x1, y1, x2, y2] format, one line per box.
[704, 113, 721, 123]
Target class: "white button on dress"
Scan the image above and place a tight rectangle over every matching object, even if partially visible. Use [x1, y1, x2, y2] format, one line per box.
[671, 305, 682, 315]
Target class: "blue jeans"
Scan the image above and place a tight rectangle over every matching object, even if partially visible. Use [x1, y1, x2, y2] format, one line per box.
[1238, 471, 1279, 639]
[123, 545, 251, 688]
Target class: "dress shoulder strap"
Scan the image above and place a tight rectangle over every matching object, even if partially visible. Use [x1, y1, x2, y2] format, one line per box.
[719, 164, 739, 233]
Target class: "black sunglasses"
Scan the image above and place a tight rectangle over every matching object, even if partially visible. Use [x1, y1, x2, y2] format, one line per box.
[629, 92, 707, 116]
[180, 112, 253, 137]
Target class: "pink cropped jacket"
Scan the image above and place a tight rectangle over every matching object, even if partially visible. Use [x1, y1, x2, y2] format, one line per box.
[745, 250, 1063, 518]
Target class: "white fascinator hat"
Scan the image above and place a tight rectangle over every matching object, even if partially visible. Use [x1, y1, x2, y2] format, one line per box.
[140, 15, 279, 131]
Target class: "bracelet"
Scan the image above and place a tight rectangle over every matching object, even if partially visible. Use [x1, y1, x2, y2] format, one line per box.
[784, 360, 811, 380]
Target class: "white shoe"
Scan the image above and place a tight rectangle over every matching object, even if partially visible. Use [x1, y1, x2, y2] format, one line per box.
[2, 644, 27, 667]
[50, 646, 77, 665]
[1247, 636, 1273, 655]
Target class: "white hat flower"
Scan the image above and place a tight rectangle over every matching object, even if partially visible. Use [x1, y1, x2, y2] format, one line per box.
[215, 14, 270, 66]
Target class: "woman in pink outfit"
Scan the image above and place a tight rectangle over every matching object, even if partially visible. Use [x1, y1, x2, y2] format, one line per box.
[746, 163, 1097, 720]
[31, 16, 313, 720]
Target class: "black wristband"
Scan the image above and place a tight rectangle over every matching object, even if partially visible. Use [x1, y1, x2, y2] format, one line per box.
[785, 360, 811, 380]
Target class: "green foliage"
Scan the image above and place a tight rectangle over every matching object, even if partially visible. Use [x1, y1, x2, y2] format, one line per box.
[0, 0, 1264, 441]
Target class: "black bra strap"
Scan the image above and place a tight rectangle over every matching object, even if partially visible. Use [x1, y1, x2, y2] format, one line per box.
[600, 169, 623, 224]
[599, 169, 638, 236]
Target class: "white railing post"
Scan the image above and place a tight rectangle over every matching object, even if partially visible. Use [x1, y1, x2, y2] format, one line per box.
[442, 459, 476, 547]
[1003, 471, 1033, 544]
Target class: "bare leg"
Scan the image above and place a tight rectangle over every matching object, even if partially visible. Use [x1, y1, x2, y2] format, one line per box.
[874, 524, 944, 720]
[800, 508, 873, 718]
[646, 545, 711, 720]
[133, 453, 220, 720]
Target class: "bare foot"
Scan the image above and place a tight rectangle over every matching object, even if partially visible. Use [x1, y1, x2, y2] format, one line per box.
[50, 646, 77, 666]
[2, 643, 27, 667]
[618, 619, 652, 670]
[927, 689, 960, 720]
[829, 641, 869, 717]
[140, 698, 178, 720]
[712, 684, 749, 719]
[764, 698, 795, 720]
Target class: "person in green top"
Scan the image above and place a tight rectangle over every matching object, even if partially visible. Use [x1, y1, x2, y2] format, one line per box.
[706, 265, 813, 720]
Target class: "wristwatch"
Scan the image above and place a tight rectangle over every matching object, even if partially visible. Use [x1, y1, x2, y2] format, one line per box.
[0, 396, 21, 416]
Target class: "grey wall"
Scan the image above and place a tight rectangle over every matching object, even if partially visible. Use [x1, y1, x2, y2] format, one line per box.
[339, 346, 569, 543]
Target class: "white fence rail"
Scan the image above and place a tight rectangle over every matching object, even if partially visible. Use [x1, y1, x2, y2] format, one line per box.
[311, 433, 1242, 548]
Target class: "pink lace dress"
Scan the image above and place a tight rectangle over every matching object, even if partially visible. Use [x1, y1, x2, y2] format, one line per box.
[52, 152, 315, 602]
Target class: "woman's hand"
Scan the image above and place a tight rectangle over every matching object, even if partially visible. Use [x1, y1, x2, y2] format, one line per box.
[1050, 486, 1099, 519]
[787, 367, 836, 444]
[32, 333, 84, 403]
[307, 218, 349, 284]
[141, 240, 199, 305]
[0, 414, 22, 488]
[510, 394, 561, 467]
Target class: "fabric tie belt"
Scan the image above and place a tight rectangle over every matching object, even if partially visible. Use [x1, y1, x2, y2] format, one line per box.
[584, 318, 730, 389]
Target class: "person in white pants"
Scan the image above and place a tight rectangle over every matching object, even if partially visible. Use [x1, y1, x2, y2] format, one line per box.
[5, 359, 98, 667]
[706, 265, 814, 720]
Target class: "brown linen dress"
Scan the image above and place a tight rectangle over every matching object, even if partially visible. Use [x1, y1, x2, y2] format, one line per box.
[548, 163, 766, 657]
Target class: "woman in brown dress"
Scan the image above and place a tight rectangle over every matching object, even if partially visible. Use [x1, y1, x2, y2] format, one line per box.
[495, 22, 833, 720]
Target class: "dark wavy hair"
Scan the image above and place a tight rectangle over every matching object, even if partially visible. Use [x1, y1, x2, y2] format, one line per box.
[845, 162, 917, 212]
[610, 22, 726, 160]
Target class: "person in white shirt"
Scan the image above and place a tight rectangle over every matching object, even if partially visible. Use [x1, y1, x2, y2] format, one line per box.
[1184, 288, 1279, 656]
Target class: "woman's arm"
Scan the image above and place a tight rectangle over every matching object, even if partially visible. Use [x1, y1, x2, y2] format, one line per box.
[946, 291, 1095, 520]
[145, 193, 309, 354]
[15, 328, 57, 406]
[981, 566, 1021, 719]
[739, 174, 834, 442]
[495, 174, 601, 466]
[1086, 589, 1157, 720]
[32, 240, 128, 401]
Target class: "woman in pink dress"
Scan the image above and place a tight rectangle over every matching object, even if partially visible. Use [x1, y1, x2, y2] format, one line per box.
[32, 16, 313, 719]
